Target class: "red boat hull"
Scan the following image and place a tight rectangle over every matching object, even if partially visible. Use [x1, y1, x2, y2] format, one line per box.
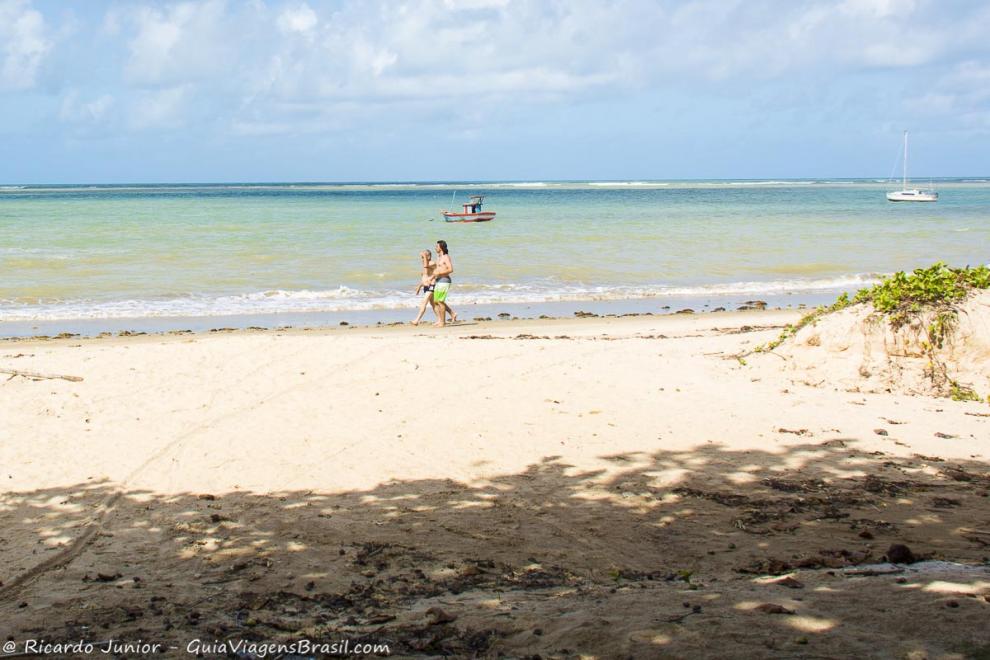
[441, 211, 496, 223]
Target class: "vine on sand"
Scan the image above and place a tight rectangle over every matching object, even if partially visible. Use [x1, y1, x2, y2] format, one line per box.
[756, 262, 990, 403]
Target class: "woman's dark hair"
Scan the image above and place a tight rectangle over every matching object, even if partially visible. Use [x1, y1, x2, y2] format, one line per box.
[436, 240, 448, 255]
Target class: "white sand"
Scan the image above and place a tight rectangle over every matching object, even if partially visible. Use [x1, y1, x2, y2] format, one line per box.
[1, 311, 988, 657]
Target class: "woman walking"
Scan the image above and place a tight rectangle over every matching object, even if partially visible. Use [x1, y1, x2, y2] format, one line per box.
[411, 244, 456, 326]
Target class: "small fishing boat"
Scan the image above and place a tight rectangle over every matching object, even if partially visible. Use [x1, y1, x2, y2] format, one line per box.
[887, 131, 938, 202]
[441, 195, 496, 222]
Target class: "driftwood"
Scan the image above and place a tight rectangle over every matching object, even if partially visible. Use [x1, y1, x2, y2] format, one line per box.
[1, 369, 83, 382]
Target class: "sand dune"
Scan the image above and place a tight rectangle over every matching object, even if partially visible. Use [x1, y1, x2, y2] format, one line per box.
[772, 290, 990, 397]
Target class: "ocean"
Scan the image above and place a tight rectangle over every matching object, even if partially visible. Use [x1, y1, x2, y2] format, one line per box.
[2, 180, 988, 336]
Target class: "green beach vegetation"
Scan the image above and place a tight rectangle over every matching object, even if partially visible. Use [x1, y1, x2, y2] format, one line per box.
[758, 262, 990, 402]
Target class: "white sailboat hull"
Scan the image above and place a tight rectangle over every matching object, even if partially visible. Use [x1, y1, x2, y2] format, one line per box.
[886, 189, 938, 202]
[887, 131, 937, 202]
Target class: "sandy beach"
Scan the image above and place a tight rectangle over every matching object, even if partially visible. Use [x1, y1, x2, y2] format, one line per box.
[5, 1, 990, 656]
[1, 309, 988, 657]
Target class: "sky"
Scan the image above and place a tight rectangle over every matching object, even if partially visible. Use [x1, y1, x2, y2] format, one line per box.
[1, 0, 989, 183]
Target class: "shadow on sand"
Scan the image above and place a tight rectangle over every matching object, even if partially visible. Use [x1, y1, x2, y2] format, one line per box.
[2, 440, 989, 657]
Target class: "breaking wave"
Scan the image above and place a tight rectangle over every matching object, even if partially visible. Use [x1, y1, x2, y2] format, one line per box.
[0, 274, 880, 322]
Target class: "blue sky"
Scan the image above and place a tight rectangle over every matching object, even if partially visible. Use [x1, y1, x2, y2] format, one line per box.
[1, 0, 988, 183]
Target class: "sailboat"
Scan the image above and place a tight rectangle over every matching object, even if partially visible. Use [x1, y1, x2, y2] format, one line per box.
[887, 131, 937, 202]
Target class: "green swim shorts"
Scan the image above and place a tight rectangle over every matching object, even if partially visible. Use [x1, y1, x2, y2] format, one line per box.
[433, 281, 450, 303]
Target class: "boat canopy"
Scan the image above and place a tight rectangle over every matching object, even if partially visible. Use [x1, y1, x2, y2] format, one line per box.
[464, 195, 485, 213]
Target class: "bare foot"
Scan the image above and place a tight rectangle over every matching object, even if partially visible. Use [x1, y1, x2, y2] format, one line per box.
[450, 313, 458, 323]
[411, 320, 419, 326]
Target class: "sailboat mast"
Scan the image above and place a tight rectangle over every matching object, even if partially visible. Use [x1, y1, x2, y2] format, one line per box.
[901, 131, 907, 190]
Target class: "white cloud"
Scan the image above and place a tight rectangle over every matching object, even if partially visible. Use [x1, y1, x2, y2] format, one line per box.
[0, 0, 52, 91]
[128, 85, 188, 130]
[90, 0, 986, 103]
[277, 3, 318, 34]
[442, 0, 510, 8]
[209, 0, 987, 135]
[121, 0, 233, 85]
[908, 61, 990, 130]
[839, 0, 914, 19]
[59, 90, 115, 124]
[9, 0, 990, 136]
[230, 119, 294, 136]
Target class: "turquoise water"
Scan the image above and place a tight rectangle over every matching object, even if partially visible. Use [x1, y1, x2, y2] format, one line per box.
[1, 180, 988, 326]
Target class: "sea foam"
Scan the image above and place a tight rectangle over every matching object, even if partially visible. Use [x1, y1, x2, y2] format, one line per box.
[0, 275, 880, 322]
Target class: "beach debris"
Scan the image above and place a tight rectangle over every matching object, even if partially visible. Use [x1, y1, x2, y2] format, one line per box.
[874, 428, 889, 436]
[934, 432, 956, 439]
[426, 607, 457, 625]
[774, 576, 805, 589]
[755, 603, 794, 615]
[862, 474, 906, 496]
[1, 368, 83, 382]
[666, 607, 703, 623]
[676, 308, 695, 314]
[82, 572, 123, 583]
[574, 310, 598, 318]
[941, 466, 977, 482]
[776, 427, 811, 436]
[761, 477, 825, 493]
[885, 544, 917, 564]
[843, 564, 904, 576]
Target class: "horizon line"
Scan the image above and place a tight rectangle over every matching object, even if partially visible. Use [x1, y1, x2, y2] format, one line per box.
[4, 176, 989, 187]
